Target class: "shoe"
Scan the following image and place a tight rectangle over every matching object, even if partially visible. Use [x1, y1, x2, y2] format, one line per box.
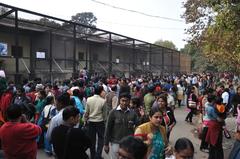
[200, 148, 209, 153]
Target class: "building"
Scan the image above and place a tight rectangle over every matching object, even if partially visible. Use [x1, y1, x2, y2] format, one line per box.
[0, 3, 191, 83]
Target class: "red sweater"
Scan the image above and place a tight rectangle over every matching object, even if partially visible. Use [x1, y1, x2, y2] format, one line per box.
[0, 92, 13, 121]
[205, 120, 221, 145]
[0, 122, 42, 159]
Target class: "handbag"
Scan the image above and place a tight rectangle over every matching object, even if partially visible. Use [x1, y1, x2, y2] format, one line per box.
[188, 101, 197, 108]
[188, 93, 197, 108]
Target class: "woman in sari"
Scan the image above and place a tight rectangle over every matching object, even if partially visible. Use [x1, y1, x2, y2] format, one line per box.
[134, 107, 172, 159]
[154, 94, 176, 140]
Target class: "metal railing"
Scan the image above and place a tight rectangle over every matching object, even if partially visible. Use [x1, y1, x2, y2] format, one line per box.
[20, 58, 30, 74]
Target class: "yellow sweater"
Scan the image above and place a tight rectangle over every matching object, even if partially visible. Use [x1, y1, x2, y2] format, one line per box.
[134, 122, 168, 157]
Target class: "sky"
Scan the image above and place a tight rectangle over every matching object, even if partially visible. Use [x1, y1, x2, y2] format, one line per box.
[0, 0, 188, 49]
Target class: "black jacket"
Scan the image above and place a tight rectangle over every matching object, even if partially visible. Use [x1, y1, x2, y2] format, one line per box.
[104, 108, 138, 145]
[51, 124, 91, 159]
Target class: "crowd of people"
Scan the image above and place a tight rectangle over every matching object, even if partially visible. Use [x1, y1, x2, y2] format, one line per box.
[0, 71, 239, 159]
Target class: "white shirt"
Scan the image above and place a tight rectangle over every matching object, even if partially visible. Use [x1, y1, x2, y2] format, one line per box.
[116, 105, 130, 112]
[192, 76, 198, 84]
[85, 95, 106, 122]
[222, 92, 229, 104]
[46, 109, 64, 142]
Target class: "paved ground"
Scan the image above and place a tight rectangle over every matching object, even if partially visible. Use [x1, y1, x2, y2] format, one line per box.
[36, 106, 236, 159]
[170, 107, 235, 159]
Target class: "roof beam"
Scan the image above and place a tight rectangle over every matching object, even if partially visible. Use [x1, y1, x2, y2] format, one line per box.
[0, 9, 14, 20]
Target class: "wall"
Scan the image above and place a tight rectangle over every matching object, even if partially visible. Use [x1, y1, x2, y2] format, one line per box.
[180, 53, 191, 73]
[0, 31, 31, 77]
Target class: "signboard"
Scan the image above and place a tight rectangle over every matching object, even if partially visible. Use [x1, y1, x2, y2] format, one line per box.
[0, 42, 7, 56]
[36, 51, 46, 59]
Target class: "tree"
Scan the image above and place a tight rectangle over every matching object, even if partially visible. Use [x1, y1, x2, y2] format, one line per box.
[154, 39, 177, 50]
[62, 12, 97, 36]
[180, 43, 215, 72]
[37, 18, 61, 27]
[182, 0, 240, 73]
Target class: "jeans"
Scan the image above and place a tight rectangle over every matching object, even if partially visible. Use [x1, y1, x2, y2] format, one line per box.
[88, 121, 105, 159]
[185, 108, 196, 122]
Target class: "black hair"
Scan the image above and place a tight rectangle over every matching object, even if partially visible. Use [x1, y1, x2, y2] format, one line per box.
[72, 89, 80, 97]
[21, 103, 36, 121]
[119, 136, 147, 159]
[57, 92, 70, 107]
[94, 85, 104, 95]
[45, 96, 54, 105]
[131, 97, 140, 108]
[6, 104, 22, 120]
[174, 137, 194, 153]
[215, 96, 223, 105]
[207, 94, 216, 103]
[135, 86, 141, 91]
[39, 90, 47, 98]
[53, 84, 59, 90]
[157, 94, 168, 104]
[224, 88, 229, 93]
[16, 86, 25, 94]
[111, 85, 117, 92]
[62, 106, 80, 121]
[119, 92, 131, 100]
[147, 84, 155, 93]
[22, 79, 28, 85]
[149, 106, 161, 117]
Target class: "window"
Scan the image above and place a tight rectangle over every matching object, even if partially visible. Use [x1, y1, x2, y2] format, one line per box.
[78, 52, 84, 60]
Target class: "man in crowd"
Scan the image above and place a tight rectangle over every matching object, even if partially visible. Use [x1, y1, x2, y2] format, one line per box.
[84, 85, 106, 159]
[0, 104, 42, 159]
[104, 85, 118, 120]
[143, 84, 155, 114]
[46, 92, 71, 142]
[104, 93, 138, 159]
[117, 136, 148, 159]
[51, 106, 91, 159]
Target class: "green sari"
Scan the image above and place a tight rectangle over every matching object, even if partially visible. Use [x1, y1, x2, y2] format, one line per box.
[149, 130, 165, 159]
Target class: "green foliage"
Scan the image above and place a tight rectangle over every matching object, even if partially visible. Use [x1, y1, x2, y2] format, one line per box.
[63, 12, 97, 35]
[183, 0, 240, 73]
[154, 39, 177, 50]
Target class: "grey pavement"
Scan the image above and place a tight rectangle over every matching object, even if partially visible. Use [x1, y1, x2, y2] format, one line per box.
[36, 106, 237, 159]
